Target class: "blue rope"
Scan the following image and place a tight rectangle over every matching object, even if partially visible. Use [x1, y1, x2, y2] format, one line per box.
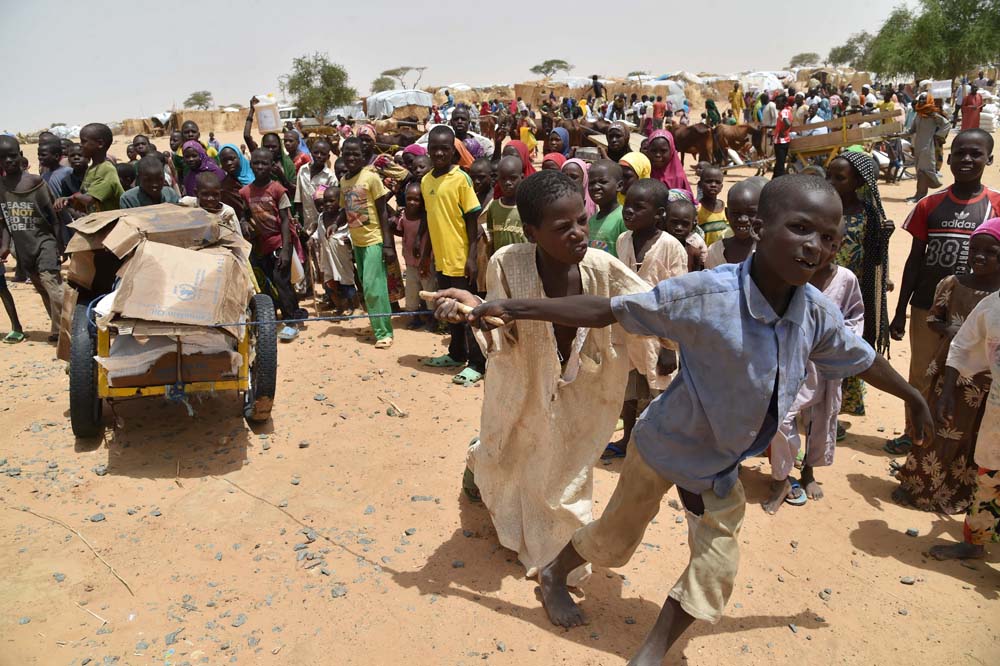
[211, 310, 436, 329]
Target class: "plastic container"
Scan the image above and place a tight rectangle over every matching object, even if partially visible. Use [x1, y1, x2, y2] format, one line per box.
[255, 100, 280, 133]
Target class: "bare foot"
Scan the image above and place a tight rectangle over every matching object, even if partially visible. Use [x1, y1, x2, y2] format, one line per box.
[928, 542, 985, 560]
[801, 466, 823, 500]
[763, 478, 791, 515]
[538, 559, 587, 628]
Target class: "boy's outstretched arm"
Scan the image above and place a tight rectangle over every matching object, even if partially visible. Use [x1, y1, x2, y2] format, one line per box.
[889, 237, 926, 339]
[472, 296, 615, 329]
[858, 354, 933, 442]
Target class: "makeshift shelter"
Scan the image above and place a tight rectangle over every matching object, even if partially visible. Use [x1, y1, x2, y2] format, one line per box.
[365, 89, 433, 119]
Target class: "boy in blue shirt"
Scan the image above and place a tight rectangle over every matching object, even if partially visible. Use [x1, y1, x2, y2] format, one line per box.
[434, 174, 933, 665]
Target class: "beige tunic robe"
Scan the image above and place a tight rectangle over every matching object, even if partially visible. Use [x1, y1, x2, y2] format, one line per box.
[469, 243, 648, 585]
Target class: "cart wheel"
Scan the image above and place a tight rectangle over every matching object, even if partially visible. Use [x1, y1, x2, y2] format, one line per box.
[244, 294, 278, 423]
[69, 304, 103, 438]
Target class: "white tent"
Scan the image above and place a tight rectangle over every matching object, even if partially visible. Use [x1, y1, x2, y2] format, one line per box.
[366, 89, 434, 118]
[740, 72, 784, 93]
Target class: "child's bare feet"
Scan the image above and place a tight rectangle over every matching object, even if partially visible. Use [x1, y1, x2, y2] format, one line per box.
[763, 478, 792, 514]
[800, 465, 823, 500]
[928, 542, 985, 560]
[538, 546, 587, 628]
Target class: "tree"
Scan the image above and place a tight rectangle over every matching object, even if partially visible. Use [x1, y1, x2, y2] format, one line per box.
[865, 0, 1000, 80]
[788, 52, 821, 68]
[827, 31, 874, 68]
[627, 70, 650, 86]
[530, 59, 573, 80]
[371, 76, 396, 94]
[380, 67, 428, 89]
[184, 90, 214, 110]
[282, 53, 357, 122]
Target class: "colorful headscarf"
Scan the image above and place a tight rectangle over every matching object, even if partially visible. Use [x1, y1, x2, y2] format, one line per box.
[563, 158, 596, 217]
[646, 130, 694, 202]
[542, 152, 567, 169]
[971, 217, 1000, 243]
[357, 124, 377, 141]
[506, 140, 536, 177]
[220, 143, 254, 186]
[338, 125, 354, 138]
[181, 140, 226, 196]
[402, 144, 427, 157]
[618, 151, 651, 205]
[550, 127, 571, 157]
[449, 138, 474, 169]
[706, 99, 722, 125]
[837, 149, 890, 354]
[915, 93, 937, 118]
[607, 121, 631, 160]
[818, 98, 832, 121]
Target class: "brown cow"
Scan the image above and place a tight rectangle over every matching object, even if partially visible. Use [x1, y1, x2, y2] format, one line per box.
[668, 123, 714, 165]
[712, 124, 765, 164]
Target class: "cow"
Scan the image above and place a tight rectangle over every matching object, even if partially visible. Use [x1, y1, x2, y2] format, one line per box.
[668, 123, 714, 165]
[712, 124, 765, 164]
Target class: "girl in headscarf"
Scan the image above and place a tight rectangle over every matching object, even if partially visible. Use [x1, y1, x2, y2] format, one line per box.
[818, 98, 833, 121]
[562, 158, 597, 218]
[356, 124, 379, 164]
[547, 127, 572, 157]
[618, 151, 651, 204]
[705, 99, 722, 126]
[260, 132, 297, 192]
[541, 153, 567, 170]
[604, 121, 631, 163]
[644, 130, 694, 202]
[501, 140, 536, 177]
[453, 138, 475, 169]
[826, 151, 893, 419]
[218, 143, 254, 219]
[181, 140, 226, 197]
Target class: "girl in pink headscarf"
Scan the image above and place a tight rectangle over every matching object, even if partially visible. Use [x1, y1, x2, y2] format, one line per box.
[644, 130, 693, 202]
[562, 158, 597, 217]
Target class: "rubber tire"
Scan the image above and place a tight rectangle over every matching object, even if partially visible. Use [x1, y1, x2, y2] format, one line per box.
[244, 294, 278, 423]
[69, 304, 103, 438]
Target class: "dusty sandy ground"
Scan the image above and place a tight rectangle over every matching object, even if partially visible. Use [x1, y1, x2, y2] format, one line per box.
[1, 127, 998, 666]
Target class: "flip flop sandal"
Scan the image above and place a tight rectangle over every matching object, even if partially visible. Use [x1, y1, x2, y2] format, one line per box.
[452, 367, 484, 386]
[462, 467, 482, 502]
[784, 478, 808, 506]
[422, 354, 464, 368]
[601, 443, 627, 460]
[884, 435, 913, 456]
[278, 325, 299, 342]
[374, 337, 393, 349]
[3, 331, 26, 344]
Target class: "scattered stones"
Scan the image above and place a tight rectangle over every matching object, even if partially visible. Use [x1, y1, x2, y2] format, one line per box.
[298, 440, 310, 449]
[165, 628, 184, 645]
[215, 552, 223, 561]
[150, 509, 162, 517]
[135, 640, 149, 651]
[900, 576, 915, 585]
[790, 540, 799, 549]
[404, 528, 417, 536]
[290, 476, 300, 486]
[126, 508, 138, 516]
[496, 642, 506, 653]
[462, 529, 474, 538]
[232, 613, 247, 628]
[898, 608, 909, 616]
[93, 465, 108, 476]
[452, 560, 465, 569]
[53, 572, 66, 583]
[777, 575, 785, 583]
[411, 495, 435, 502]
[788, 623, 798, 634]
[96, 625, 113, 635]
[331, 584, 348, 598]
[819, 588, 831, 601]
[7, 467, 21, 477]
[262, 441, 271, 451]
[293, 543, 309, 551]
[675, 515, 684, 524]
[905, 528, 919, 537]
[313, 393, 327, 402]
[248, 636, 260, 648]
[18, 617, 30, 625]
[89, 513, 106, 523]
[814, 616, 826, 623]
[364, 505, 375, 515]
[47, 462, 58, 470]
[624, 617, 636, 625]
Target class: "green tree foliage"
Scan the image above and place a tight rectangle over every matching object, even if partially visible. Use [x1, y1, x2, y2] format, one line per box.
[283, 53, 357, 122]
[371, 76, 396, 94]
[866, 0, 1000, 79]
[827, 31, 874, 68]
[184, 90, 214, 110]
[788, 52, 822, 68]
[381, 67, 428, 89]
[530, 59, 573, 80]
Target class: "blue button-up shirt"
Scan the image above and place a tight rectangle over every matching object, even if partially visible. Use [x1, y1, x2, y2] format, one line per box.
[611, 257, 876, 498]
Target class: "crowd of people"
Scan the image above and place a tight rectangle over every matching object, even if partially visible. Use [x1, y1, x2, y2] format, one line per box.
[1, 75, 998, 663]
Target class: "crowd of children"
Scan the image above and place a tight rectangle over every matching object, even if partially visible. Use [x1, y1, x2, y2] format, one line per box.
[1, 92, 997, 663]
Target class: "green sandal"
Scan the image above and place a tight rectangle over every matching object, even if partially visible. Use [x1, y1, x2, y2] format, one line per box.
[452, 367, 484, 386]
[3, 331, 26, 344]
[422, 354, 464, 368]
[884, 435, 913, 456]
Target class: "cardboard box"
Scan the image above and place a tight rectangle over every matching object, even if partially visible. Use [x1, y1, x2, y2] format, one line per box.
[107, 240, 251, 339]
[108, 351, 239, 388]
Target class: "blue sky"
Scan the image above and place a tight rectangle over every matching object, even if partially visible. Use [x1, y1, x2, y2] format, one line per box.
[2, 0, 904, 132]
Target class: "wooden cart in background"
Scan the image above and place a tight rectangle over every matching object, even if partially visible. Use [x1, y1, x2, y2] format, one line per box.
[786, 109, 905, 172]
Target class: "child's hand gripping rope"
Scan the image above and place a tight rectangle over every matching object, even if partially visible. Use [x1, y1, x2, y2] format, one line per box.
[420, 290, 508, 329]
